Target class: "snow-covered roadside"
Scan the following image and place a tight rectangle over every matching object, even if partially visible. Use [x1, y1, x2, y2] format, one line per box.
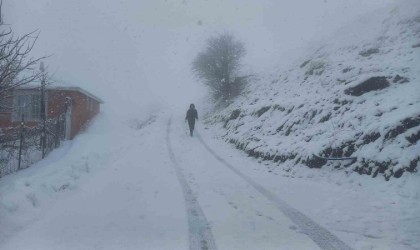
[0, 109, 171, 248]
[209, 0, 420, 180]
[201, 121, 420, 250]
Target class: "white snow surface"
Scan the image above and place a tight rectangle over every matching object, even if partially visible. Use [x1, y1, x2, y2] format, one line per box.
[0, 109, 419, 249]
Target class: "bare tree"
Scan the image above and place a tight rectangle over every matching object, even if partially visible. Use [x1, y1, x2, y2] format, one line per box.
[192, 33, 247, 102]
[0, 0, 44, 110]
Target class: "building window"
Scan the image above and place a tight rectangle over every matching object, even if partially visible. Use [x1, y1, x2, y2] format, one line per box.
[90, 98, 93, 112]
[15, 94, 41, 120]
[0, 96, 12, 113]
[87, 97, 93, 112]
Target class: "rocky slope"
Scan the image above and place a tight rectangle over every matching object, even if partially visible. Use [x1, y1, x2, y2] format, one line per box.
[206, 1, 420, 180]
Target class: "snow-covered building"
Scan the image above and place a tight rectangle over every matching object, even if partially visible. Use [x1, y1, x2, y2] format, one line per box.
[0, 85, 103, 139]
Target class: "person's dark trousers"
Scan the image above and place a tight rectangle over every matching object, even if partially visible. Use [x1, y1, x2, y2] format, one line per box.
[188, 120, 195, 136]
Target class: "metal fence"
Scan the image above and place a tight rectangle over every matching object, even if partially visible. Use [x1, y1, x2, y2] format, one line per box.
[0, 113, 66, 178]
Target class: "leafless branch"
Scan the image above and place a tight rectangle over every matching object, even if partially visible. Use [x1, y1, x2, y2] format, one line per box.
[0, 25, 44, 95]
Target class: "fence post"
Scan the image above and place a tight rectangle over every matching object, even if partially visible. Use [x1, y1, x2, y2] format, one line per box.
[18, 114, 24, 170]
[55, 118, 60, 148]
[40, 62, 47, 159]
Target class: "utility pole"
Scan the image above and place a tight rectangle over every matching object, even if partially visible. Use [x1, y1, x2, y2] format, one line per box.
[18, 114, 24, 170]
[40, 62, 47, 158]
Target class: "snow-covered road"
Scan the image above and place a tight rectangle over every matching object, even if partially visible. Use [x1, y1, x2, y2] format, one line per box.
[1, 111, 419, 249]
[166, 115, 338, 250]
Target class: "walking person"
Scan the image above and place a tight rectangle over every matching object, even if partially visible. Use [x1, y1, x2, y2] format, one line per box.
[185, 104, 198, 137]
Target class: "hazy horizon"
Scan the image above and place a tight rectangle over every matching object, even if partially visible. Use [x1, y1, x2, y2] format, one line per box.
[4, 0, 397, 117]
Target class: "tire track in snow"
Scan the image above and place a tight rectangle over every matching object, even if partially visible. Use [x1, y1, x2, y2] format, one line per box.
[166, 118, 218, 250]
[196, 132, 353, 250]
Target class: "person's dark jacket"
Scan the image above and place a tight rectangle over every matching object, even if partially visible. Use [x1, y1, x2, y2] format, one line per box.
[185, 108, 198, 123]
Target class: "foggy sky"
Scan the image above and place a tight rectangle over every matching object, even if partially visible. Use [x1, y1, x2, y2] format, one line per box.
[4, 0, 397, 117]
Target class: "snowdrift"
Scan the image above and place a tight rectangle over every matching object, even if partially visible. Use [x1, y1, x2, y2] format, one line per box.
[206, 2, 420, 180]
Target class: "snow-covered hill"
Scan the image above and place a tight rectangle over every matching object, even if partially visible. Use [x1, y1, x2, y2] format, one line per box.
[206, 1, 420, 180]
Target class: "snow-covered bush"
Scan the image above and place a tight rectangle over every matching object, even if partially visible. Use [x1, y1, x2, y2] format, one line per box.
[304, 60, 326, 76]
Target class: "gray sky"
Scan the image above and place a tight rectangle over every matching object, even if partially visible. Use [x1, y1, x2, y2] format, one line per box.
[5, 0, 397, 116]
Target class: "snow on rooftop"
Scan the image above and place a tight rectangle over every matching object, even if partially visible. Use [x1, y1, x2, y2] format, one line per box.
[18, 78, 103, 103]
